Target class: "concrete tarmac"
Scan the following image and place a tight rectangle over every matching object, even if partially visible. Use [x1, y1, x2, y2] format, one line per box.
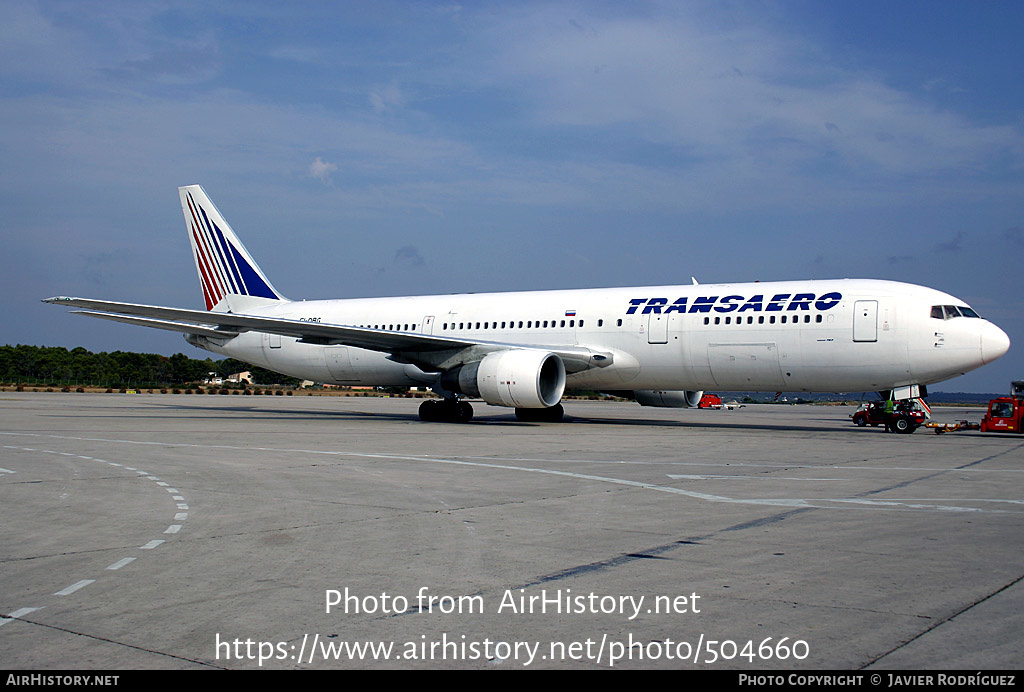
[1, 393, 1022, 670]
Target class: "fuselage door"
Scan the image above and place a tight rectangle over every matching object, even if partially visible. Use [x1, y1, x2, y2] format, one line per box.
[325, 346, 359, 382]
[421, 316, 435, 335]
[648, 313, 669, 344]
[853, 300, 878, 342]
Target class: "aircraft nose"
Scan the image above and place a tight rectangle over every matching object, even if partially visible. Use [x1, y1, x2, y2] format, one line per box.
[981, 321, 1011, 364]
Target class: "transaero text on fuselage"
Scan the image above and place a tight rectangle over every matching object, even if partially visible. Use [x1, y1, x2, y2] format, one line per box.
[626, 292, 843, 315]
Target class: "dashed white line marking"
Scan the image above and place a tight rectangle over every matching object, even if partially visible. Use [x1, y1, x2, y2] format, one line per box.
[1, 441, 192, 618]
[0, 607, 44, 627]
[54, 580, 94, 596]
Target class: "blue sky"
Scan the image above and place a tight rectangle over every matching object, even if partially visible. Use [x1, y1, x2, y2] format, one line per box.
[2, 1, 1021, 392]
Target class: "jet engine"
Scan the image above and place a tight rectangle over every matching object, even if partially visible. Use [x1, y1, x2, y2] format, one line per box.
[441, 350, 566, 408]
[633, 389, 704, 408]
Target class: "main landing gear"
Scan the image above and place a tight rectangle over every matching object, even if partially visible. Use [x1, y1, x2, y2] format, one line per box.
[514, 403, 564, 422]
[418, 398, 474, 423]
[418, 399, 566, 423]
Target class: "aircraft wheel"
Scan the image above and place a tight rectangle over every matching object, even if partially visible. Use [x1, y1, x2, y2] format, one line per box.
[515, 403, 564, 422]
[419, 399, 441, 422]
[454, 401, 474, 423]
[420, 399, 473, 423]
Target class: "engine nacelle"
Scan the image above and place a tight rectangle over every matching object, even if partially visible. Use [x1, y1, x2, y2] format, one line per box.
[441, 350, 566, 409]
[634, 390, 704, 408]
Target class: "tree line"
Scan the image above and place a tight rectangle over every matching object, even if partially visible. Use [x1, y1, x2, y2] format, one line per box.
[0, 344, 298, 388]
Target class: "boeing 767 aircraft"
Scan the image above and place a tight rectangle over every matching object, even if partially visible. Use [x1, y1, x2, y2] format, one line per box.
[46, 185, 1010, 424]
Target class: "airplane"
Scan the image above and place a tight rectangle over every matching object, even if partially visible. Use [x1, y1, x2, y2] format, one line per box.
[45, 185, 1011, 425]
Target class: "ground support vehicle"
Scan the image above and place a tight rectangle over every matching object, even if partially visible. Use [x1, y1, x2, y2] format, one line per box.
[851, 398, 928, 434]
[979, 381, 1024, 434]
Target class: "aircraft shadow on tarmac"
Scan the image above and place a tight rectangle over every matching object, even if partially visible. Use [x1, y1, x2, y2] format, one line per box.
[45, 398, 868, 434]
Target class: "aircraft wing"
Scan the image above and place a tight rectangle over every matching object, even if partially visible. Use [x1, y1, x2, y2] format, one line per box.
[44, 297, 612, 374]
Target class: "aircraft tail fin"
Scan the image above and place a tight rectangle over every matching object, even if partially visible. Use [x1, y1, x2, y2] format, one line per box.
[179, 185, 287, 312]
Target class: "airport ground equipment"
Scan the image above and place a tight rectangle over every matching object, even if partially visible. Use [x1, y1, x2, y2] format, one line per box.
[925, 420, 981, 434]
[979, 381, 1024, 434]
[851, 398, 928, 433]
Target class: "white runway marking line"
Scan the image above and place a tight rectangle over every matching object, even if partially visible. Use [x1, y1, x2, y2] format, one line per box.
[0, 607, 44, 627]
[1, 439, 192, 610]
[668, 473, 845, 481]
[54, 580, 94, 596]
[4, 431, 1020, 514]
[106, 557, 136, 570]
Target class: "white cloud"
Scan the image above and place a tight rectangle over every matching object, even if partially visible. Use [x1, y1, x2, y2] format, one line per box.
[309, 156, 338, 184]
[477, 7, 1024, 185]
[370, 83, 406, 114]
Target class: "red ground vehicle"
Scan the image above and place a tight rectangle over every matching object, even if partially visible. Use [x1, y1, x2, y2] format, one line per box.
[980, 381, 1024, 433]
[851, 399, 928, 433]
[851, 401, 887, 427]
[698, 394, 722, 409]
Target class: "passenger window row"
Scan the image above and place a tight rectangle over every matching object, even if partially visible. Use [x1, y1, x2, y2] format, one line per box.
[354, 313, 831, 331]
[356, 324, 418, 331]
[703, 314, 823, 326]
[441, 319, 585, 331]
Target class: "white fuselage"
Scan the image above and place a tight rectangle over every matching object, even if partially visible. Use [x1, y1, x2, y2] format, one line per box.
[191, 278, 1007, 394]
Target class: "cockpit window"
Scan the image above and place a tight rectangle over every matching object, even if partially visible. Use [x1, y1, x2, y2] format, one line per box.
[931, 304, 981, 320]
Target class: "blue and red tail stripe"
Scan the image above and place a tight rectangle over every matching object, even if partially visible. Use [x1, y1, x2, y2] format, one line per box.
[185, 190, 280, 310]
